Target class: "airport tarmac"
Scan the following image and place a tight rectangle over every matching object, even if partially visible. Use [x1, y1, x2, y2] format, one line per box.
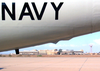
[0, 57, 100, 71]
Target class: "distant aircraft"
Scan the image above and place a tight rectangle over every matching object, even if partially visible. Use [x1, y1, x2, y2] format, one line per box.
[0, 0, 100, 54]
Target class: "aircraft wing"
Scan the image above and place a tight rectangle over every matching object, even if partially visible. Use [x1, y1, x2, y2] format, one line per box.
[0, 0, 100, 53]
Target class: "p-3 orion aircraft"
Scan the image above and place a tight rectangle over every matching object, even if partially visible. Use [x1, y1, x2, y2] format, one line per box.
[0, 0, 100, 54]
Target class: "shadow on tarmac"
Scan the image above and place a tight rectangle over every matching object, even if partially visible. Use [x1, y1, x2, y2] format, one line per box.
[0, 68, 4, 70]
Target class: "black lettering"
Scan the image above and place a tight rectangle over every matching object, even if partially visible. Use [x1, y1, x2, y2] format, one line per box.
[51, 2, 63, 20]
[19, 2, 34, 20]
[32, 2, 47, 20]
[2, 3, 15, 20]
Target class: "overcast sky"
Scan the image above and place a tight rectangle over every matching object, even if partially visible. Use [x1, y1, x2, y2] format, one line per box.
[0, 31, 100, 54]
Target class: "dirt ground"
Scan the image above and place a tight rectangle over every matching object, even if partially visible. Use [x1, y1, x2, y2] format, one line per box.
[1, 55, 100, 57]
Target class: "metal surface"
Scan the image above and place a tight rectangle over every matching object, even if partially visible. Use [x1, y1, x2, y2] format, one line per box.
[0, 0, 100, 51]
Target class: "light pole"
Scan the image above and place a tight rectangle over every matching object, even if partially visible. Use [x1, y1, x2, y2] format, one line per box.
[89, 44, 93, 53]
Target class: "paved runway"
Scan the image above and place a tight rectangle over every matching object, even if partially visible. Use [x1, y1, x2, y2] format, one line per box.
[0, 57, 100, 71]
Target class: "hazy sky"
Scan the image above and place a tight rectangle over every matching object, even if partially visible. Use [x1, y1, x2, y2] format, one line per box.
[0, 31, 100, 54]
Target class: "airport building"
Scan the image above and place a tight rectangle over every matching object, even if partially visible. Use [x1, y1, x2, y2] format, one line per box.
[60, 50, 74, 55]
[60, 50, 84, 55]
[20, 49, 59, 55]
[73, 50, 84, 55]
[38, 50, 47, 55]
[19, 49, 84, 55]
[19, 49, 39, 55]
[46, 49, 58, 55]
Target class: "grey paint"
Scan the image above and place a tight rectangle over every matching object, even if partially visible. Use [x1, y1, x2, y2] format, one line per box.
[0, 0, 100, 51]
